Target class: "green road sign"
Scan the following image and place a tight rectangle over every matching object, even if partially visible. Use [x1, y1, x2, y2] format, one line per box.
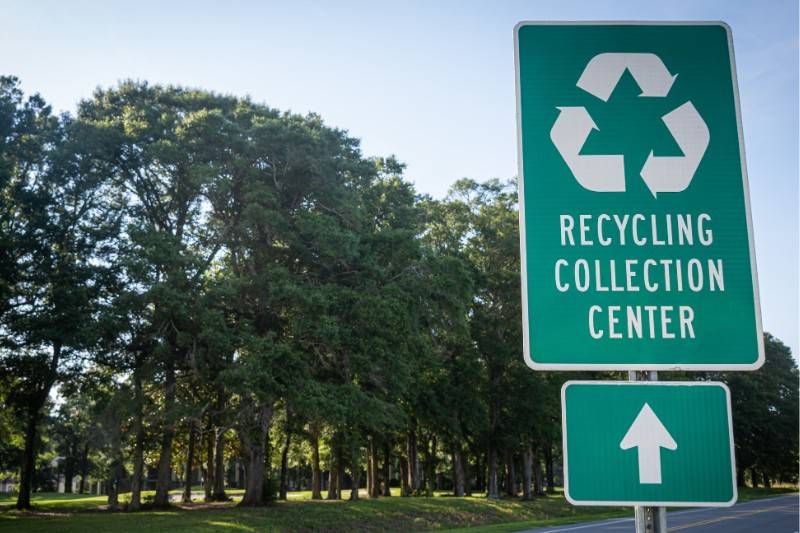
[561, 381, 736, 507]
[514, 22, 763, 370]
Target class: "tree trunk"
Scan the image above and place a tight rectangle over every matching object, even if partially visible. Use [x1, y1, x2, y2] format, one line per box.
[475, 452, 484, 492]
[487, 444, 499, 499]
[486, 357, 501, 500]
[382, 442, 392, 496]
[211, 386, 228, 501]
[533, 447, 544, 496]
[310, 425, 322, 500]
[107, 419, 125, 511]
[750, 468, 759, 488]
[522, 445, 533, 500]
[63, 452, 75, 494]
[107, 459, 123, 511]
[369, 437, 380, 498]
[762, 472, 771, 488]
[154, 360, 177, 507]
[204, 418, 214, 501]
[736, 466, 745, 487]
[544, 445, 555, 494]
[279, 427, 291, 500]
[264, 419, 273, 491]
[129, 361, 145, 510]
[452, 445, 465, 497]
[407, 429, 419, 493]
[399, 456, 410, 496]
[366, 437, 373, 497]
[425, 436, 436, 497]
[335, 442, 344, 499]
[107, 474, 119, 510]
[349, 444, 361, 501]
[16, 341, 61, 510]
[239, 403, 273, 506]
[326, 438, 339, 500]
[79, 442, 90, 494]
[183, 420, 196, 503]
[505, 449, 517, 497]
[16, 406, 40, 509]
[107, 483, 118, 510]
[464, 454, 472, 496]
[326, 466, 338, 499]
[212, 426, 228, 500]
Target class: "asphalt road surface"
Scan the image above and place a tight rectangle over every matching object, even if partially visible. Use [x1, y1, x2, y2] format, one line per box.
[516, 494, 799, 533]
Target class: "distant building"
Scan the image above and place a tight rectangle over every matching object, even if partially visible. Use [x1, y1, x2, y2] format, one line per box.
[57, 474, 80, 494]
[0, 477, 17, 494]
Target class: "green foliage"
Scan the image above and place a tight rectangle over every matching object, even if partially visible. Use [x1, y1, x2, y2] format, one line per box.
[0, 78, 796, 516]
[712, 334, 799, 484]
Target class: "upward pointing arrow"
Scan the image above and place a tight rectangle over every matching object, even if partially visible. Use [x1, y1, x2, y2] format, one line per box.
[619, 403, 677, 484]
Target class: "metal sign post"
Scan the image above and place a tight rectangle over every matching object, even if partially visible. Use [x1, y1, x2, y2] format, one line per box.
[634, 506, 667, 533]
[629, 371, 666, 533]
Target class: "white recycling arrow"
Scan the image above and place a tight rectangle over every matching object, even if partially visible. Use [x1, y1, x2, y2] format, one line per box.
[551, 52, 709, 196]
[549, 106, 625, 192]
[577, 53, 677, 102]
[640, 101, 710, 197]
[619, 403, 677, 484]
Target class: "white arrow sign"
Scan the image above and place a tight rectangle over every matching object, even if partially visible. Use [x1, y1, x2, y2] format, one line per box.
[577, 53, 677, 102]
[549, 106, 625, 192]
[619, 403, 678, 484]
[640, 101, 711, 197]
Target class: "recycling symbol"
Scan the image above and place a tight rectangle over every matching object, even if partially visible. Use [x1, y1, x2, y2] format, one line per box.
[550, 53, 710, 197]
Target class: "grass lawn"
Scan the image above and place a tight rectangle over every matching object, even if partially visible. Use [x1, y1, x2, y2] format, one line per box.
[0, 486, 795, 532]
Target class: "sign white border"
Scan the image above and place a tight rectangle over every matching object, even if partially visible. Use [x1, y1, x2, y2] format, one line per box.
[561, 380, 738, 507]
[514, 21, 765, 371]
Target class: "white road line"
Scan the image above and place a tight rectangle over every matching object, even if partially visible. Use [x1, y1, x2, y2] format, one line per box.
[533, 518, 633, 533]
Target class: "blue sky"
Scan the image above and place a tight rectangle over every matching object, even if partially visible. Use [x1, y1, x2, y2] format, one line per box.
[2, 0, 797, 357]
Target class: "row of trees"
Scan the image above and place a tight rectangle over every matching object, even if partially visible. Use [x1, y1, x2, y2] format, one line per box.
[0, 77, 797, 510]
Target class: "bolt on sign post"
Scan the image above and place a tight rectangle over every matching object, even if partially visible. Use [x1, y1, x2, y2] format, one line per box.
[561, 381, 737, 507]
[514, 22, 763, 370]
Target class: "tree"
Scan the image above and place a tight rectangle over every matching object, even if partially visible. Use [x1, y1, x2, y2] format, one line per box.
[438, 179, 523, 498]
[2, 75, 794, 514]
[0, 78, 120, 509]
[51, 390, 96, 494]
[416, 195, 480, 497]
[200, 101, 379, 506]
[76, 82, 232, 506]
[716, 333, 799, 486]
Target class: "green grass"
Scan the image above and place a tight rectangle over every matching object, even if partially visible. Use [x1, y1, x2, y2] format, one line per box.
[734, 485, 797, 501]
[0, 486, 795, 532]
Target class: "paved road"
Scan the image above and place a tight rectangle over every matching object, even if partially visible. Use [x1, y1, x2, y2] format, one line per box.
[516, 494, 799, 533]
